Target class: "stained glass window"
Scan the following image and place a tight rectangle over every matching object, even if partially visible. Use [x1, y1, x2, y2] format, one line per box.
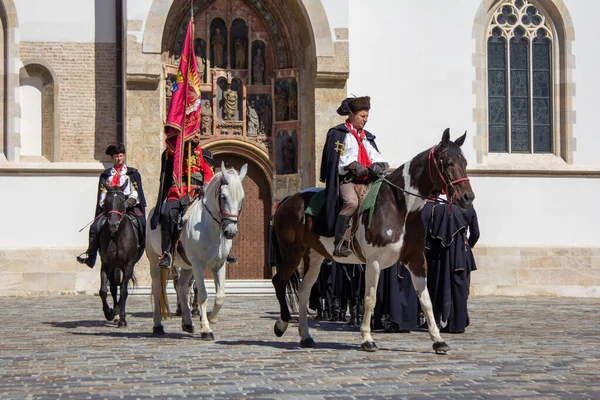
[487, 0, 553, 154]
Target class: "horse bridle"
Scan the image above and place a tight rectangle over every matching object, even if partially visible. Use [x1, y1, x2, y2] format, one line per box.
[380, 145, 470, 205]
[427, 145, 470, 204]
[203, 175, 242, 231]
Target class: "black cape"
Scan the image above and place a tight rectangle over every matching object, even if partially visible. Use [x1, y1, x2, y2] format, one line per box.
[317, 123, 379, 236]
[422, 202, 477, 333]
[94, 166, 146, 218]
[375, 263, 419, 330]
[150, 148, 215, 230]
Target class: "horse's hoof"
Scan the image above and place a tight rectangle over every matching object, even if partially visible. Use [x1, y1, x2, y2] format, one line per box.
[201, 332, 215, 341]
[117, 320, 127, 328]
[274, 322, 286, 337]
[433, 341, 450, 354]
[104, 309, 115, 321]
[361, 341, 379, 352]
[182, 324, 194, 334]
[152, 325, 165, 335]
[191, 308, 200, 318]
[300, 337, 315, 348]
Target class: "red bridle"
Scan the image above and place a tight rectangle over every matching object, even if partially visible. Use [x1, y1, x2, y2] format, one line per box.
[428, 145, 470, 204]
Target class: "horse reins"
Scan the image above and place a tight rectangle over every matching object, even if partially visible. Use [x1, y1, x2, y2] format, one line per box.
[380, 145, 469, 206]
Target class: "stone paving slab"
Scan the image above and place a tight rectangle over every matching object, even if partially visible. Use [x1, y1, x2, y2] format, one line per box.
[0, 295, 599, 399]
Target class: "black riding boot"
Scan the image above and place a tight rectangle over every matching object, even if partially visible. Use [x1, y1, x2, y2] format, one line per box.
[226, 253, 238, 263]
[333, 215, 352, 257]
[76, 218, 101, 268]
[158, 222, 173, 269]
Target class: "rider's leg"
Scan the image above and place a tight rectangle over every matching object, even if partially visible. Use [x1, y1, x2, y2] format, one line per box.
[333, 182, 358, 257]
[158, 200, 180, 268]
[77, 216, 102, 268]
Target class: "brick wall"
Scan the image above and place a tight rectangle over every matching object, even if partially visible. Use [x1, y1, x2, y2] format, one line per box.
[20, 42, 118, 162]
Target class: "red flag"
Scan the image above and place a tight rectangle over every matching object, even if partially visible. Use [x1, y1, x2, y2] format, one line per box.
[164, 18, 202, 194]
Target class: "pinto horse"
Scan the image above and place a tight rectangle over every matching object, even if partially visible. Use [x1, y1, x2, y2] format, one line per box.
[146, 162, 247, 339]
[98, 182, 141, 327]
[270, 129, 475, 352]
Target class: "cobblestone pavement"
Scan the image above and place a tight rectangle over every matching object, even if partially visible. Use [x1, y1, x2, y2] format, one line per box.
[0, 294, 599, 399]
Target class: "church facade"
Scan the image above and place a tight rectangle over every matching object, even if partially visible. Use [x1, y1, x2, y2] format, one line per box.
[1, 0, 598, 296]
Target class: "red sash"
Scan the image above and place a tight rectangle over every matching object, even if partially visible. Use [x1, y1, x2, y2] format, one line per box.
[110, 164, 124, 187]
[346, 121, 372, 169]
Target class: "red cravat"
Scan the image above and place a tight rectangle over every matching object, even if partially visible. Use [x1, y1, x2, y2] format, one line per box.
[110, 164, 124, 187]
[345, 122, 372, 169]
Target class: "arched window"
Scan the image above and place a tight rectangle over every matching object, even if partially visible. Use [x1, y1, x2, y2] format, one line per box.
[19, 76, 43, 156]
[487, 0, 553, 154]
[19, 63, 58, 161]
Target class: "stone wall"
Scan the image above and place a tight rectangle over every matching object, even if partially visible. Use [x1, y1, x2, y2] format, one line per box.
[20, 42, 118, 161]
[1, 245, 599, 296]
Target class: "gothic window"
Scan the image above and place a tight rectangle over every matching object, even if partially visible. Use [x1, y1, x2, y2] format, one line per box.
[487, 0, 553, 154]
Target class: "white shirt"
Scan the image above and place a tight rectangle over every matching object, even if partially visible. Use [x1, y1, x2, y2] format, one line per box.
[338, 132, 385, 175]
[99, 164, 139, 208]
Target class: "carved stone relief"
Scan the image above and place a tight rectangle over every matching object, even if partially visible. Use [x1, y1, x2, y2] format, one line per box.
[248, 94, 272, 136]
[200, 99, 213, 135]
[193, 38, 207, 83]
[247, 99, 260, 136]
[276, 130, 297, 174]
[210, 19, 227, 68]
[252, 41, 266, 85]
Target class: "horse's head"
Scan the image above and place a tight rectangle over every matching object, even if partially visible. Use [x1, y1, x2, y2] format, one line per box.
[212, 161, 247, 239]
[429, 128, 475, 208]
[103, 182, 128, 234]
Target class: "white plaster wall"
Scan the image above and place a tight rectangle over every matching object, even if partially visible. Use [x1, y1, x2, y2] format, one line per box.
[321, 0, 348, 40]
[470, 176, 600, 246]
[347, 0, 477, 168]
[19, 78, 42, 157]
[346, 0, 600, 168]
[14, 0, 116, 43]
[0, 176, 99, 247]
[564, 0, 600, 166]
[127, 0, 154, 21]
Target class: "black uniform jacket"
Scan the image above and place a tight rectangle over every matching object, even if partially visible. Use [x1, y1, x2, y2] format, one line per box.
[317, 123, 380, 236]
[94, 166, 147, 218]
[150, 148, 215, 230]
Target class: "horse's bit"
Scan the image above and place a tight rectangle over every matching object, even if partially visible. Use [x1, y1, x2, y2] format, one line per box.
[203, 178, 242, 231]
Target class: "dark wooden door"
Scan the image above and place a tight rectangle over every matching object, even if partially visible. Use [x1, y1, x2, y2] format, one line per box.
[214, 154, 271, 279]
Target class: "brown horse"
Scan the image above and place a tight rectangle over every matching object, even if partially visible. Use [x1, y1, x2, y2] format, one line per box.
[270, 129, 475, 353]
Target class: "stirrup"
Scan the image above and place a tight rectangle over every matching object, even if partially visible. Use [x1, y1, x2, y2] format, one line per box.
[333, 243, 352, 257]
[76, 252, 96, 268]
[158, 252, 172, 269]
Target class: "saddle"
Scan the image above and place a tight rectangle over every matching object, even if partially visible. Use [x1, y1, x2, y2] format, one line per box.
[305, 178, 385, 260]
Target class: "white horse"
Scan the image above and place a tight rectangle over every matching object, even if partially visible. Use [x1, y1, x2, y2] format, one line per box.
[146, 162, 247, 339]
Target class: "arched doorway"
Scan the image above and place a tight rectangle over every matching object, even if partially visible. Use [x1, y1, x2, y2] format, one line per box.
[215, 154, 271, 279]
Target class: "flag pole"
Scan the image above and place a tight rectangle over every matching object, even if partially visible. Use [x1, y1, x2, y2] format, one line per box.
[187, 0, 194, 193]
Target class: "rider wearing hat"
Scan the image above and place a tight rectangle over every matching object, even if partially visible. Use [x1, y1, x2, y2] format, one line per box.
[76, 144, 147, 268]
[319, 96, 389, 257]
[150, 132, 216, 269]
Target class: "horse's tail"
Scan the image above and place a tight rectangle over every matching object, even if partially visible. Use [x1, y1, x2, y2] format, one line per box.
[159, 268, 171, 320]
[286, 269, 300, 314]
[269, 213, 299, 313]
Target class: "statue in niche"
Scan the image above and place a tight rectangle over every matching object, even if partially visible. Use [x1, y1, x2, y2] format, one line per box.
[258, 99, 272, 136]
[253, 48, 265, 84]
[275, 85, 288, 121]
[234, 39, 246, 69]
[195, 40, 207, 82]
[201, 100, 213, 135]
[288, 83, 298, 120]
[247, 100, 259, 136]
[283, 135, 296, 174]
[211, 28, 225, 68]
[166, 76, 175, 97]
[222, 83, 238, 120]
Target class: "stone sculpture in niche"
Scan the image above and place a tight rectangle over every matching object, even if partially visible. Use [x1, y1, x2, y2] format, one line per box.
[201, 100, 213, 135]
[195, 40, 207, 82]
[275, 85, 287, 121]
[283, 135, 296, 174]
[234, 39, 246, 69]
[222, 83, 238, 120]
[258, 98, 272, 136]
[211, 28, 225, 68]
[247, 100, 259, 136]
[253, 48, 265, 84]
[288, 83, 298, 121]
